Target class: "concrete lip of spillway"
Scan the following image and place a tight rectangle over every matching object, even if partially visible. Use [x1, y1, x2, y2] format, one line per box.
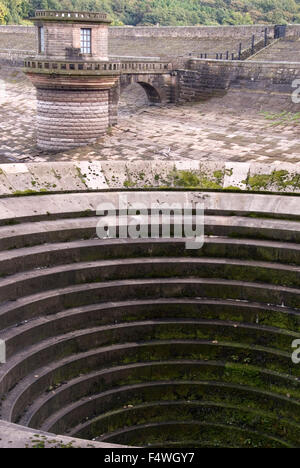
[0, 420, 125, 448]
[0, 163, 299, 448]
[0, 160, 300, 195]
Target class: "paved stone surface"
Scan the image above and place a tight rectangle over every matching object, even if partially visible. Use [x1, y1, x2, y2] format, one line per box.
[0, 65, 300, 164]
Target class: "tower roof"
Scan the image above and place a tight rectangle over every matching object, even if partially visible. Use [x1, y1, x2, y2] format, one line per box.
[34, 10, 111, 24]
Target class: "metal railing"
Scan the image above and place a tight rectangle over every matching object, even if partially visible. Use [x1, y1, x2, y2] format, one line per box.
[191, 29, 271, 61]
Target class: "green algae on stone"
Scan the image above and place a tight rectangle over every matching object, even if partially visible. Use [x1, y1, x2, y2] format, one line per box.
[245, 170, 300, 192]
[169, 170, 223, 190]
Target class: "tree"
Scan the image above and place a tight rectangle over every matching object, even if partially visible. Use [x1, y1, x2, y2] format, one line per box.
[0, 1, 8, 24]
[2, 0, 300, 26]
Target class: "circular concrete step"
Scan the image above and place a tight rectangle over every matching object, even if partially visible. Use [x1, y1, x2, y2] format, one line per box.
[0, 191, 299, 448]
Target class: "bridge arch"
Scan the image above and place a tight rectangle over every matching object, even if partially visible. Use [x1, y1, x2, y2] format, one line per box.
[120, 74, 166, 105]
[135, 81, 162, 104]
[109, 72, 174, 127]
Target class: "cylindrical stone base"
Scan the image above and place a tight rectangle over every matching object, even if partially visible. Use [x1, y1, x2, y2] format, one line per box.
[36, 88, 109, 151]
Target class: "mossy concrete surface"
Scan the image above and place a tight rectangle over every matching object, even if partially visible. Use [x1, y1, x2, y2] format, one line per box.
[0, 184, 299, 448]
[0, 420, 126, 449]
[0, 161, 300, 195]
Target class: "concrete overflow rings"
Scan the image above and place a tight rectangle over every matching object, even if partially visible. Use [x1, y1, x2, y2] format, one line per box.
[0, 190, 299, 448]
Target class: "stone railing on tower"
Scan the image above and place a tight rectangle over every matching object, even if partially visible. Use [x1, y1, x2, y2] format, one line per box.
[23, 58, 172, 75]
[34, 10, 110, 22]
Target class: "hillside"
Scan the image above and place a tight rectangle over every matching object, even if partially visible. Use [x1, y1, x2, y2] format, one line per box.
[1, 0, 300, 26]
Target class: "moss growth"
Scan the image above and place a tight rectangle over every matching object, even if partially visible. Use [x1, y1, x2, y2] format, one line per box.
[123, 180, 137, 188]
[3, 218, 20, 226]
[87, 401, 299, 447]
[245, 170, 300, 192]
[12, 189, 50, 196]
[169, 170, 223, 190]
[76, 167, 88, 187]
[51, 169, 62, 180]
[173, 170, 200, 188]
[213, 170, 224, 183]
[224, 363, 263, 387]
[261, 111, 300, 127]
[224, 185, 243, 191]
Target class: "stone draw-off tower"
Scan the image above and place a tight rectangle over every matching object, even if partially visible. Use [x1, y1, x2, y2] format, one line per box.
[24, 10, 120, 151]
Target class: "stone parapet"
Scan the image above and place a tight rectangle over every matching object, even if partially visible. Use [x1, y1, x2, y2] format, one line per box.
[177, 58, 300, 108]
[24, 58, 171, 75]
[34, 10, 110, 23]
[2, 24, 300, 39]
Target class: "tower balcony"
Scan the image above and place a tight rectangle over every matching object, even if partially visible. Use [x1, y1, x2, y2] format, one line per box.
[34, 10, 111, 23]
[23, 58, 172, 76]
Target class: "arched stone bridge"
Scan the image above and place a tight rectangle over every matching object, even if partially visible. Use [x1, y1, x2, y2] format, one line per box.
[24, 58, 176, 101]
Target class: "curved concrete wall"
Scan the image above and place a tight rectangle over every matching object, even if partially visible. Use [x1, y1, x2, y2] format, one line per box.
[0, 189, 299, 448]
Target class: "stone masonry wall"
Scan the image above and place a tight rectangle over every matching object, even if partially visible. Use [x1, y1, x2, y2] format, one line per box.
[35, 22, 108, 60]
[110, 25, 270, 39]
[0, 49, 31, 65]
[109, 24, 300, 39]
[1, 23, 300, 39]
[36, 88, 109, 151]
[1, 23, 300, 64]
[0, 25, 34, 34]
[177, 59, 300, 109]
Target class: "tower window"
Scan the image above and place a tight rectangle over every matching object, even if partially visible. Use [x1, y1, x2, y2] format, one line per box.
[38, 26, 45, 53]
[81, 28, 92, 54]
